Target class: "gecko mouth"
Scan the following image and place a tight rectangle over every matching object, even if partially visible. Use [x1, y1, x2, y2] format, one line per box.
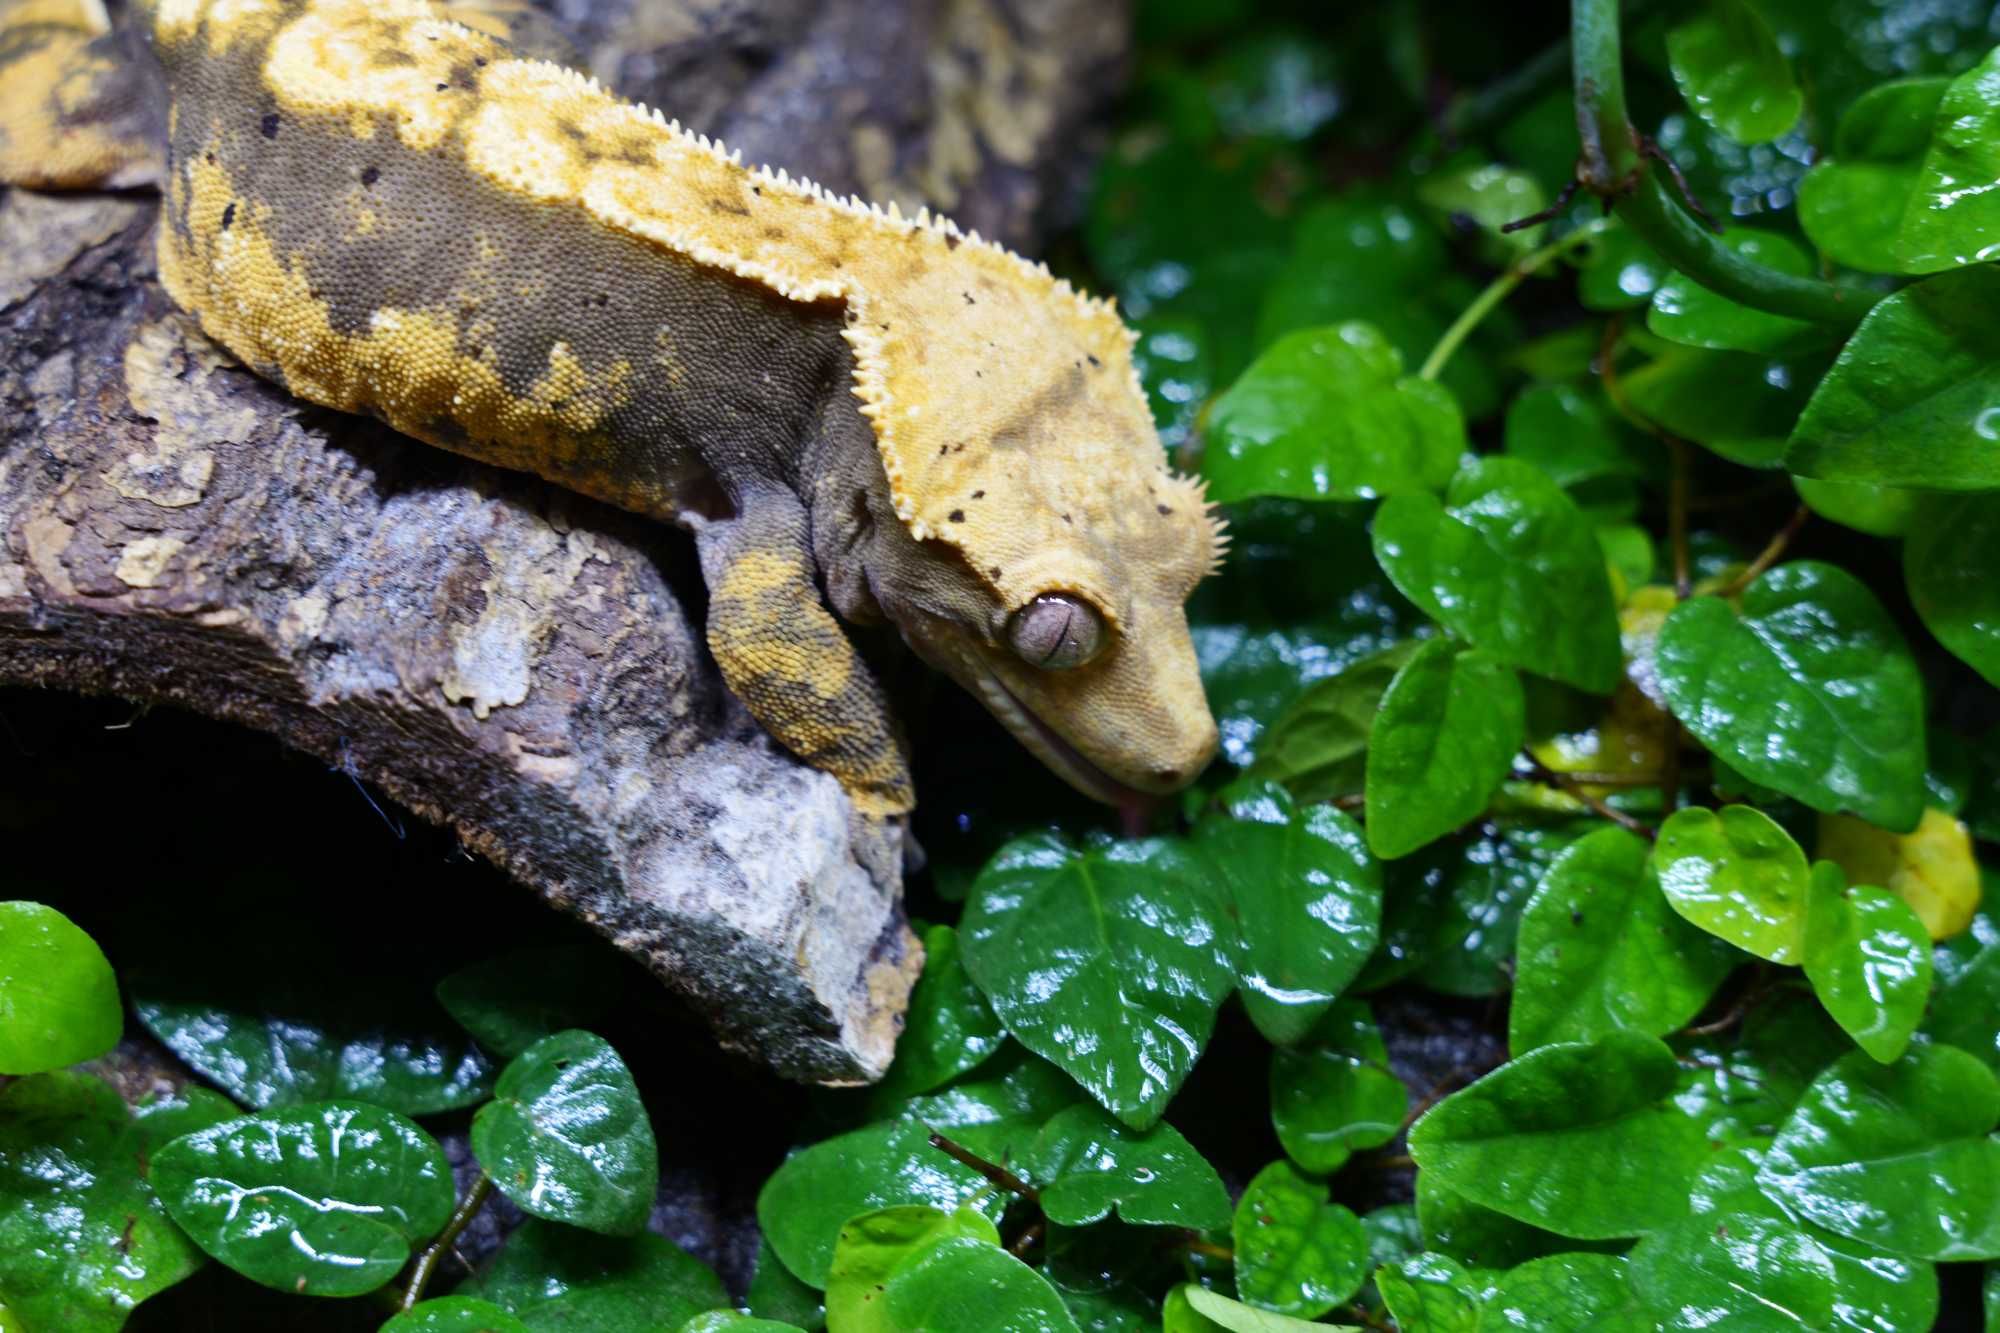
[973, 669, 1154, 815]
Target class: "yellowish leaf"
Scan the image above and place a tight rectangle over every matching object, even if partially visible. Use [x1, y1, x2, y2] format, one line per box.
[1816, 808, 1980, 940]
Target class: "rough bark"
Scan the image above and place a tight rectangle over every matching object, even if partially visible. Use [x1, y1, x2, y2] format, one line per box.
[0, 0, 1130, 1084]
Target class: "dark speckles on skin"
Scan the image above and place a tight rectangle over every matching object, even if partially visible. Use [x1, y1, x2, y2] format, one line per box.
[948, 509, 965, 523]
[260, 112, 279, 139]
[970, 490, 984, 499]
[1087, 354, 1101, 368]
[962, 292, 974, 305]
[361, 165, 379, 187]
[944, 233, 960, 250]
[1061, 512, 1072, 524]
[1156, 504, 1172, 516]
[220, 200, 235, 230]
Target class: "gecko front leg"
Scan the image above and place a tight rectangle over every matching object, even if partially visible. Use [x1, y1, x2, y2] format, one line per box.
[696, 489, 914, 820]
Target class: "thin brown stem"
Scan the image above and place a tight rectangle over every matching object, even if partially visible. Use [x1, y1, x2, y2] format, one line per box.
[929, 1133, 1038, 1201]
[1521, 752, 1656, 838]
[1007, 1218, 1046, 1258]
[402, 1174, 493, 1311]
[1185, 1238, 1235, 1261]
[1717, 505, 1812, 598]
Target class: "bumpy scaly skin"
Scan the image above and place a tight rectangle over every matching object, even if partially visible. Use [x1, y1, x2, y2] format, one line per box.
[6, 0, 1225, 814]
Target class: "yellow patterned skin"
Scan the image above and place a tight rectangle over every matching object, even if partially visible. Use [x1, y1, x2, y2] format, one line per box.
[5, 0, 1225, 813]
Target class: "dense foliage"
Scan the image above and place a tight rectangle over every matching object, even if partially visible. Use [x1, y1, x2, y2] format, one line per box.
[6, 0, 2000, 1328]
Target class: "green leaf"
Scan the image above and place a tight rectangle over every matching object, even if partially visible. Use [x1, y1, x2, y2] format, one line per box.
[757, 1054, 1078, 1287]
[1362, 642, 1524, 860]
[1408, 1032, 1707, 1239]
[471, 1030, 657, 1236]
[1269, 1000, 1407, 1176]
[0, 1073, 234, 1330]
[1929, 908, 2000, 1073]
[1131, 316, 1215, 452]
[1202, 30, 1343, 142]
[1371, 457, 1623, 693]
[131, 967, 494, 1116]
[1510, 826, 1738, 1053]
[380, 1298, 537, 1333]
[434, 945, 621, 1060]
[1672, 990, 1850, 1149]
[1666, 0, 1804, 144]
[1577, 220, 1670, 312]
[873, 924, 1006, 1100]
[0, 901, 120, 1073]
[1203, 324, 1463, 504]
[1232, 1161, 1368, 1318]
[961, 832, 1235, 1129]
[1894, 47, 2000, 273]
[1759, 1044, 2000, 1260]
[825, 1207, 1080, 1333]
[1374, 1253, 1489, 1333]
[1798, 77, 1951, 273]
[1648, 229, 1825, 355]
[1793, 476, 1920, 538]
[1502, 383, 1652, 490]
[1788, 266, 2000, 490]
[1625, 344, 1828, 470]
[1194, 782, 1381, 1043]
[1480, 1252, 1647, 1331]
[1656, 562, 1927, 831]
[1165, 1283, 1357, 1332]
[152, 1100, 455, 1297]
[1908, 493, 2000, 688]
[677, 1313, 807, 1333]
[1416, 162, 1550, 257]
[463, 1217, 728, 1330]
[1025, 1103, 1229, 1230]
[1653, 805, 1811, 963]
[746, 1239, 824, 1329]
[1243, 642, 1419, 802]
[1416, 1172, 1582, 1272]
[1802, 863, 1933, 1063]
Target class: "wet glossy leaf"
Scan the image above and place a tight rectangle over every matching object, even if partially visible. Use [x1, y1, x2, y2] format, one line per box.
[825, 1206, 1080, 1333]
[1626, 345, 1826, 470]
[1203, 31, 1343, 142]
[1243, 641, 1418, 802]
[1656, 562, 1927, 832]
[379, 1298, 536, 1333]
[1787, 266, 2000, 490]
[1502, 383, 1652, 490]
[1269, 1000, 1406, 1176]
[1672, 990, 1850, 1149]
[1374, 1253, 1490, 1333]
[1164, 1283, 1354, 1332]
[874, 924, 1007, 1099]
[1802, 863, 1932, 1063]
[1667, 0, 1804, 144]
[0, 1073, 234, 1330]
[1025, 1102, 1228, 1230]
[1194, 782, 1380, 1043]
[152, 1100, 455, 1297]
[1203, 323, 1463, 504]
[434, 945, 622, 1061]
[1416, 1172, 1584, 1272]
[1364, 642, 1526, 860]
[961, 832, 1235, 1129]
[1578, 219, 1671, 312]
[1131, 316, 1215, 452]
[1929, 907, 2000, 1072]
[1793, 476, 1920, 538]
[1409, 1032, 1707, 1238]
[1479, 1252, 1647, 1332]
[1817, 808, 1980, 940]
[1648, 230, 1823, 355]
[463, 1217, 728, 1330]
[1232, 1161, 1368, 1318]
[0, 901, 120, 1074]
[1372, 457, 1623, 693]
[131, 966, 494, 1116]
[746, 1239, 823, 1329]
[757, 1054, 1078, 1286]
[1654, 805, 1812, 963]
[678, 1313, 806, 1333]
[1895, 47, 2000, 272]
[1798, 77, 1951, 273]
[471, 1030, 657, 1236]
[1416, 162, 1549, 257]
[1759, 1044, 2000, 1260]
[1908, 493, 2000, 689]
[1510, 825, 1739, 1053]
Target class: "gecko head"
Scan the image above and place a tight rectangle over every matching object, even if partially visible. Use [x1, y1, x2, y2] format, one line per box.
[854, 451, 1224, 811]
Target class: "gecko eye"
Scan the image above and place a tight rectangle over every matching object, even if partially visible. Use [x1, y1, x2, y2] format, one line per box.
[1007, 594, 1106, 670]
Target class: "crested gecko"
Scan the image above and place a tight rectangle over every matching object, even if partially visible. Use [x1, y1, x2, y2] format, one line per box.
[0, 0, 1224, 819]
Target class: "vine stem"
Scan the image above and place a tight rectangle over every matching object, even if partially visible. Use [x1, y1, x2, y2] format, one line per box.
[1716, 505, 1812, 597]
[1570, 0, 1868, 326]
[1419, 216, 1615, 382]
[402, 1173, 493, 1311]
[1519, 751, 1657, 839]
